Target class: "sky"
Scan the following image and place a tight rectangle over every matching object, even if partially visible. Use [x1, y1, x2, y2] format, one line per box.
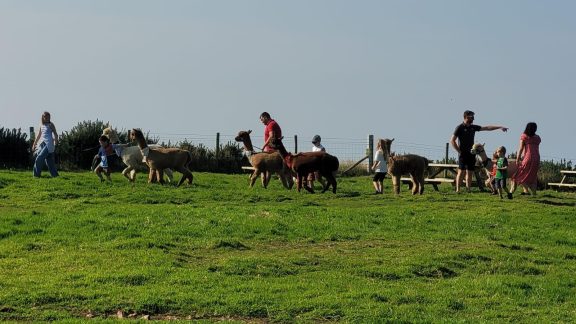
[2, 0, 575, 162]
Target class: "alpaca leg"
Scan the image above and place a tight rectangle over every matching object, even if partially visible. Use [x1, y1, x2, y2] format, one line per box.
[175, 167, 193, 187]
[304, 174, 315, 193]
[165, 168, 174, 183]
[278, 172, 289, 189]
[157, 169, 165, 185]
[286, 171, 294, 189]
[392, 175, 400, 195]
[322, 172, 337, 194]
[263, 171, 272, 188]
[148, 169, 155, 183]
[416, 174, 425, 194]
[122, 166, 134, 182]
[249, 170, 260, 187]
[296, 174, 303, 192]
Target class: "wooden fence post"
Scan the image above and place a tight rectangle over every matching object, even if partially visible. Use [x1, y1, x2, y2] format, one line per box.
[367, 135, 374, 173]
[445, 142, 449, 177]
[294, 135, 298, 153]
[29, 127, 35, 145]
[215, 132, 220, 168]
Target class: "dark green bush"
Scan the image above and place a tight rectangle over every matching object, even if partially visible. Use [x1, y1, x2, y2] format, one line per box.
[0, 127, 30, 168]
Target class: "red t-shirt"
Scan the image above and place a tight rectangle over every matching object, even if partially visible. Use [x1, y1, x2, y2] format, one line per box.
[264, 119, 282, 152]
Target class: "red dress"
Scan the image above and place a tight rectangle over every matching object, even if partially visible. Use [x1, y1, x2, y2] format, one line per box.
[514, 133, 541, 186]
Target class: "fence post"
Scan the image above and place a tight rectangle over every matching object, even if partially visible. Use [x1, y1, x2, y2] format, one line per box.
[294, 135, 298, 153]
[29, 127, 35, 145]
[215, 132, 220, 169]
[445, 142, 449, 177]
[367, 135, 374, 173]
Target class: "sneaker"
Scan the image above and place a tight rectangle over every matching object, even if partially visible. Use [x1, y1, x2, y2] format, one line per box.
[520, 192, 529, 196]
[507, 192, 513, 199]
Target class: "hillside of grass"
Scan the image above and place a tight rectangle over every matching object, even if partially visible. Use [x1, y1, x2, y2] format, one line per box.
[0, 170, 575, 322]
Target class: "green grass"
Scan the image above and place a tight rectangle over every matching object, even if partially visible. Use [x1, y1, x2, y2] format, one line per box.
[0, 170, 575, 322]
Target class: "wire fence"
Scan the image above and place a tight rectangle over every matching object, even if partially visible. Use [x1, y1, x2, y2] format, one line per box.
[149, 131, 451, 165]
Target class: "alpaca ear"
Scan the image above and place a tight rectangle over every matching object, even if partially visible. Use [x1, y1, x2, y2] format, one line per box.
[248, 130, 252, 134]
[391, 138, 395, 142]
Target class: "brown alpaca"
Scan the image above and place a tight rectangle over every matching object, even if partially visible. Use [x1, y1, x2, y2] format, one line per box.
[272, 139, 339, 193]
[235, 130, 293, 189]
[381, 138, 429, 195]
[130, 129, 193, 187]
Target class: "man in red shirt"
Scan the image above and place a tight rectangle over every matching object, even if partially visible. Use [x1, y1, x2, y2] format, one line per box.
[260, 112, 282, 152]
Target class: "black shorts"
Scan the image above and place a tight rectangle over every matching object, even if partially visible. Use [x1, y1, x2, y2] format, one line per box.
[373, 172, 386, 182]
[458, 153, 476, 171]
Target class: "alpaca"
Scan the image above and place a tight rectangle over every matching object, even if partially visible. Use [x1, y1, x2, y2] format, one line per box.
[381, 138, 428, 195]
[272, 139, 339, 193]
[102, 127, 173, 183]
[235, 130, 293, 189]
[130, 129, 193, 187]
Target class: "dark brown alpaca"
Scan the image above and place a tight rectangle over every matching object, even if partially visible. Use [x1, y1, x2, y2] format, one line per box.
[381, 138, 429, 195]
[272, 139, 339, 193]
[130, 129, 194, 187]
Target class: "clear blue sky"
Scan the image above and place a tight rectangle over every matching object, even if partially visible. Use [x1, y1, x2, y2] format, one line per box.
[2, 0, 575, 162]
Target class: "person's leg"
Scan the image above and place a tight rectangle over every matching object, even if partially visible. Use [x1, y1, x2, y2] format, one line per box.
[45, 152, 59, 177]
[504, 183, 512, 199]
[33, 145, 49, 177]
[455, 169, 464, 192]
[509, 180, 517, 194]
[465, 170, 473, 192]
[104, 168, 112, 181]
[95, 166, 105, 182]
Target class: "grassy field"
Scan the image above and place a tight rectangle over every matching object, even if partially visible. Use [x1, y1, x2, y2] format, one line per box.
[0, 169, 575, 322]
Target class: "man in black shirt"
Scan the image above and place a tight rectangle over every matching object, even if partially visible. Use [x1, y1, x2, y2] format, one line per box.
[450, 110, 508, 193]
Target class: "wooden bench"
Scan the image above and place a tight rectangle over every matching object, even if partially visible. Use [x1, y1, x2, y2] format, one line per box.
[548, 170, 576, 190]
[401, 177, 455, 191]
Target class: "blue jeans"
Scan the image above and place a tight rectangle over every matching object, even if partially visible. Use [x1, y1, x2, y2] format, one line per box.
[33, 143, 59, 177]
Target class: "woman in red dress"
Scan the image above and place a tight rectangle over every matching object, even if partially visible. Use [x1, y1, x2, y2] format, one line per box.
[511, 122, 541, 195]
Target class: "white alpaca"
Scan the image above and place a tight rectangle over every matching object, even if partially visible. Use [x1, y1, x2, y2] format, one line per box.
[103, 127, 173, 183]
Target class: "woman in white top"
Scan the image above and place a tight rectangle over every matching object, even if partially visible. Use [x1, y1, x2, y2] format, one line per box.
[371, 139, 387, 194]
[32, 111, 59, 177]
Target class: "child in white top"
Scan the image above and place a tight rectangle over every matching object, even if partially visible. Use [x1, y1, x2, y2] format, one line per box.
[371, 139, 388, 194]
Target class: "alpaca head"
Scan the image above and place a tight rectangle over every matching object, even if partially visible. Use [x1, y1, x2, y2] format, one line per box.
[103, 127, 120, 144]
[380, 138, 395, 159]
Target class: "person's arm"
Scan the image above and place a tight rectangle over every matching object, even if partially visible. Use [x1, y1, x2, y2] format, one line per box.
[480, 125, 508, 132]
[498, 159, 508, 171]
[49, 122, 58, 145]
[516, 139, 526, 160]
[262, 129, 276, 151]
[450, 134, 460, 154]
[32, 124, 42, 150]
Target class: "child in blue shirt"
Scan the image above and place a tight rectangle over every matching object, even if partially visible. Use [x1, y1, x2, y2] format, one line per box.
[94, 135, 119, 182]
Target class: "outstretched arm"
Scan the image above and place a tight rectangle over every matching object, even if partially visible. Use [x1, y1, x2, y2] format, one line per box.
[480, 125, 508, 132]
